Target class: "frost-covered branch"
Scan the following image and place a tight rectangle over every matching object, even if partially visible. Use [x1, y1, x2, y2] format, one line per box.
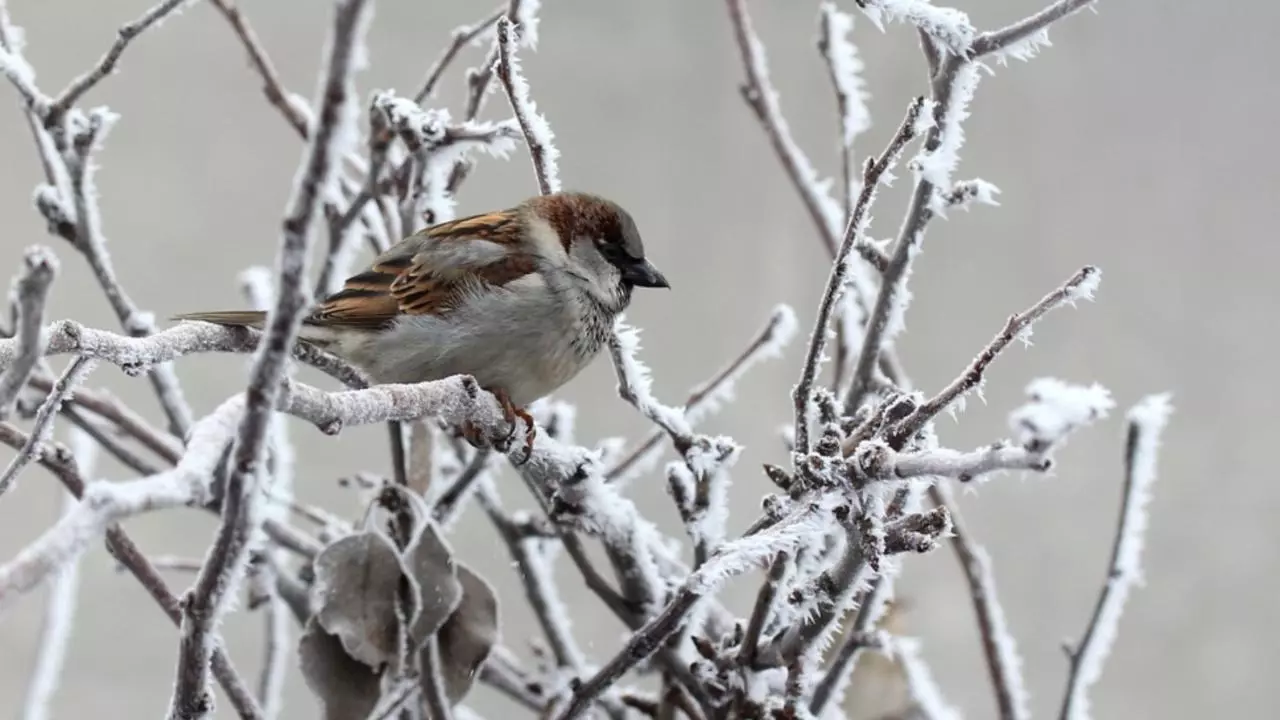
[886, 635, 962, 720]
[971, 0, 1099, 59]
[495, 15, 560, 196]
[889, 265, 1101, 444]
[792, 98, 927, 453]
[0, 246, 58, 421]
[809, 576, 894, 714]
[1059, 394, 1173, 720]
[480, 494, 587, 675]
[0, 319, 368, 389]
[0, 371, 601, 611]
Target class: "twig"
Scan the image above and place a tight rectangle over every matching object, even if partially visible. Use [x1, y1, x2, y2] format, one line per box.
[839, 68, 959, 413]
[971, 0, 1098, 58]
[432, 447, 493, 524]
[168, 0, 370, 714]
[207, 0, 308, 136]
[856, 440, 1053, 482]
[495, 16, 560, 195]
[58, 406, 167, 475]
[1059, 394, 1172, 720]
[20, 431, 94, 720]
[413, 5, 505, 103]
[462, 0, 529, 121]
[888, 266, 1100, 444]
[0, 356, 95, 498]
[0, 246, 58, 420]
[791, 99, 926, 453]
[44, 0, 196, 125]
[930, 480, 1028, 720]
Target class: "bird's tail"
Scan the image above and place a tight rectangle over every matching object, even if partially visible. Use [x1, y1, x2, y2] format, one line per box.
[172, 310, 342, 347]
[171, 310, 269, 329]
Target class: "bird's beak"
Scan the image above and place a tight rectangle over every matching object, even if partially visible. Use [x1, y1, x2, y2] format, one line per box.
[620, 259, 670, 289]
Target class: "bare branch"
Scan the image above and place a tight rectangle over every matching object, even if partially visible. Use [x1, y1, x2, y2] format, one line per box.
[44, 0, 196, 124]
[0, 246, 58, 420]
[931, 481, 1029, 720]
[726, 0, 844, 257]
[207, 0, 309, 137]
[1059, 394, 1173, 720]
[0, 356, 95, 498]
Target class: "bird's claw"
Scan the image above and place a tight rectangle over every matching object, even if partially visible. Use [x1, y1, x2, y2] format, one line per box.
[458, 388, 537, 464]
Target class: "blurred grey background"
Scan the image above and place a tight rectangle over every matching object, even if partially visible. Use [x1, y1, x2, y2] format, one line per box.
[0, 0, 1272, 718]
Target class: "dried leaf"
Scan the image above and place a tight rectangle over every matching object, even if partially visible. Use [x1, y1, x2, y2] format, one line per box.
[311, 531, 402, 668]
[298, 618, 381, 720]
[431, 562, 500, 704]
[405, 521, 464, 645]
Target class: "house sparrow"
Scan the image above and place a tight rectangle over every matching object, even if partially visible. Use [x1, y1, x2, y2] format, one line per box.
[174, 191, 669, 453]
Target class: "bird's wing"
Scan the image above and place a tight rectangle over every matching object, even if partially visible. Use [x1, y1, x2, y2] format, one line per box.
[309, 209, 539, 329]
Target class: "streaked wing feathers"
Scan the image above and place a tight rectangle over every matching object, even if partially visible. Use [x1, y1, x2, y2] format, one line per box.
[309, 209, 538, 329]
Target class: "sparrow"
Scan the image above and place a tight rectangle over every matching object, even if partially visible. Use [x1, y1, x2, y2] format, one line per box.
[173, 191, 669, 454]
